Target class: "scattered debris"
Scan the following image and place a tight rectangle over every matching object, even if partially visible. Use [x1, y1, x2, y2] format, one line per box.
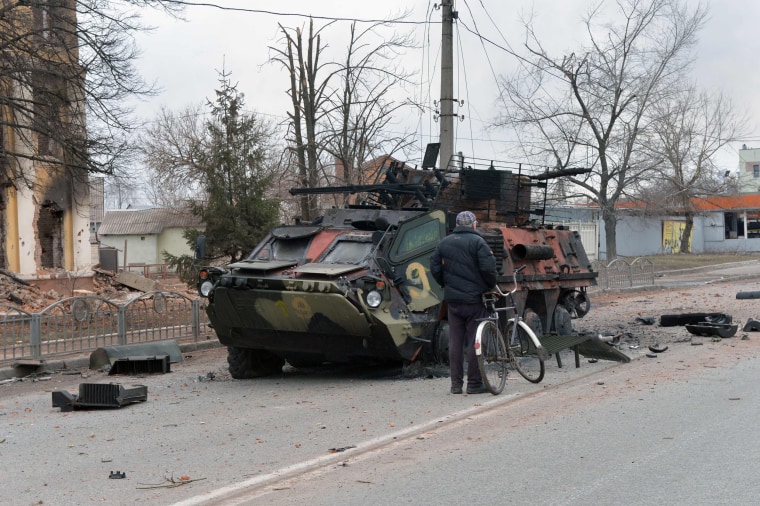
[52, 383, 148, 412]
[634, 317, 655, 325]
[196, 372, 215, 382]
[328, 445, 356, 453]
[743, 319, 760, 332]
[685, 323, 738, 339]
[90, 341, 182, 370]
[736, 291, 760, 300]
[645, 353, 657, 358]
[648, 344, 668, 353]
[115, 271, 158, 293]
[109, 471, 126, 479]
[659, 312, 732, 327]
[109, 355, 171, 376]
[137, 476, 206, 489]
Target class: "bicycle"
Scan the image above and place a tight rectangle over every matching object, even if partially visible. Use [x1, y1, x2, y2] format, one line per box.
[475, 265, 548, 394]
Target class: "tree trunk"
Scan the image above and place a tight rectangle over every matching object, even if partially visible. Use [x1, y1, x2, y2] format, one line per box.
[680, 212, 694, 253]
[603, 209, 618, 260]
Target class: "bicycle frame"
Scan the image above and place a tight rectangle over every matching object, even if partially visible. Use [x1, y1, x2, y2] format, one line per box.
[484, 267, 546, 360]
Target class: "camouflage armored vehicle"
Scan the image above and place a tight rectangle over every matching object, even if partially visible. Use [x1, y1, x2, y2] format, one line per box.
[197, 148, 597, 378]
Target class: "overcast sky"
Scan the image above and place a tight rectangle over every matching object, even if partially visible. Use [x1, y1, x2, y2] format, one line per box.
[131, 0, 760, 171]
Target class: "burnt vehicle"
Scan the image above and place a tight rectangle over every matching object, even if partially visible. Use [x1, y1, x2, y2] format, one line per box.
[197, 147, 597, 378]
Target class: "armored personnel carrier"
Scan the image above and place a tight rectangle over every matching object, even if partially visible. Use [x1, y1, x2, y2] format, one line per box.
[197, 147, 597, 378]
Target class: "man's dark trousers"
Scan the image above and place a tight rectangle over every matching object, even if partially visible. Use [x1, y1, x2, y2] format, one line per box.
[448, 301, 489, 389]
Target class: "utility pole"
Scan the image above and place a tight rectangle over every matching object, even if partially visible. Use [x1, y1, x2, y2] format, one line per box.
[439, 0, 455, 171]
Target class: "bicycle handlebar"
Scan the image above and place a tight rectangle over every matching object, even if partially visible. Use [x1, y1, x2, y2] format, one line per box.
[489, 265, 527, 298]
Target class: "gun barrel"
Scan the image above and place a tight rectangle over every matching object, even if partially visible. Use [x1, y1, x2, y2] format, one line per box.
[531, 167, 592, 181]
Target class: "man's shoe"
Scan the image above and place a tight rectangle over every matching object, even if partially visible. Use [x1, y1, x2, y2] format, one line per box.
[466, 384, 489, 394]
[450, 386, 463, 394]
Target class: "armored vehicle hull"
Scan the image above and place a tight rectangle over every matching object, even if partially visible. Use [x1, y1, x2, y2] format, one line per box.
[199, 155, 597, 378]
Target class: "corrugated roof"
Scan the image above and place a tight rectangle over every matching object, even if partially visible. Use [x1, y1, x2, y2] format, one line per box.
[691, 194, 760, 212]
[98, 208, 204, 235]
[566, 194, 760, 213]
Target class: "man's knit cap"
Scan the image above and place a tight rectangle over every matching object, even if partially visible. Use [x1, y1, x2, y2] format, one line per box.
[456, 211, 477, 226]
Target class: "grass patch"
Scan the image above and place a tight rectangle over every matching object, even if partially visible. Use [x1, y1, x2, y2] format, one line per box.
[620, 253, 760, 272]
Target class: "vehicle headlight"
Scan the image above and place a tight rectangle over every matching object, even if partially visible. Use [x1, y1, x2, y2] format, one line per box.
[366, 289, 383, 308]
[199, 280, 215, 297]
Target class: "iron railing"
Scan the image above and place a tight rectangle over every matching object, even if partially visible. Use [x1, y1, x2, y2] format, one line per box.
[0, 291, 211, 364]
[591, 257, 655, 290]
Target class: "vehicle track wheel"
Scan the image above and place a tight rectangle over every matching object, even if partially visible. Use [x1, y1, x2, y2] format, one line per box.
[553, 305, 573, 335]
[430, 320, 450, 365]
[227, 346, 284, 379]
[523, 309, 544, 337]
[560, 290, 591, 318]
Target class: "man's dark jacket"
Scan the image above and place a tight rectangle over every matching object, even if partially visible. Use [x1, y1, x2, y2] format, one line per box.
[430, 226, 498, 304]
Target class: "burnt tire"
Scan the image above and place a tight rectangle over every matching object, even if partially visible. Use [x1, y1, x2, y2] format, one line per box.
[227, 346, 284, 379]
[553, 305, 574, 335]
[425, 320, 450, 365]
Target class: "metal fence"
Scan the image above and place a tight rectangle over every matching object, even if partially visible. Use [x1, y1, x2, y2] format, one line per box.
[591, 257, 655, 290]
[0, 291, 210, 365]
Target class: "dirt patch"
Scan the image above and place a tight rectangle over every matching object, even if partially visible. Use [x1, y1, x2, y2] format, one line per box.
[577, 276, 760, 355]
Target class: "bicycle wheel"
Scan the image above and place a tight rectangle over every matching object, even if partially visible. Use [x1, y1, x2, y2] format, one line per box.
[475, 320, 508, 394]
[505, 320, 545, 383]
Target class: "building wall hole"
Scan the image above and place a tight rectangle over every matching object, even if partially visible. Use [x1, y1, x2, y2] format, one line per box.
[38, 201, 64, 268]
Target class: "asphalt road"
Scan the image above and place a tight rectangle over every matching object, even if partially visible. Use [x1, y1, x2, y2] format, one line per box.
[2, 345, 620, 505]
[2, 262, 760, 505]
[241, 339, 760, 506]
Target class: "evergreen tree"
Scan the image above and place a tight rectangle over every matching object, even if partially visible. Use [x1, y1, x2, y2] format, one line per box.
[163, 69, 279, 281]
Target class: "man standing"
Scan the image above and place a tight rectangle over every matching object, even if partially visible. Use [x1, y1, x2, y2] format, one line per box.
[430, 210, 498, 394]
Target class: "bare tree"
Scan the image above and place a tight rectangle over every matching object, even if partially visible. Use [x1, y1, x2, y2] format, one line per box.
[104, 173, 145, 209]
[0, 0, 180, 190]
[140, 103, 207, 207]
[269, 15, 417, 221]
[639, 86, 747, 252]
[496, 0, 707, 259]
[322, 21, 416, 206]
[269, 19, 334, 222]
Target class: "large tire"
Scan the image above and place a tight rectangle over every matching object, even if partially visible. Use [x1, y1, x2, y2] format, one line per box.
[425, 320, 450, 365]
[227, 346, 284, 379]
[553, 305, 573, 335]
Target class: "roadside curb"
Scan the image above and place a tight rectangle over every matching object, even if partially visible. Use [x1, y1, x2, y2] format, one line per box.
[0, 339, 223, 382]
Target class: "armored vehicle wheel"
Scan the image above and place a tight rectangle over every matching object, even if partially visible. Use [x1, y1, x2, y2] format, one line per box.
[560, 290, 590, 318]
[227, 346, 284, 379]
[553, 305, 573, 335]
[523, 309, 544, 337]
[424, 320, 450, 365]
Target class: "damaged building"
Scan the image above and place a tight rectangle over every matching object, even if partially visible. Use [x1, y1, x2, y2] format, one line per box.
[1, 0, 92, 279]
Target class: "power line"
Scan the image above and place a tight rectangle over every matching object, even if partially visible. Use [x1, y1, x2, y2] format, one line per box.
[161, 0, 429, 25]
